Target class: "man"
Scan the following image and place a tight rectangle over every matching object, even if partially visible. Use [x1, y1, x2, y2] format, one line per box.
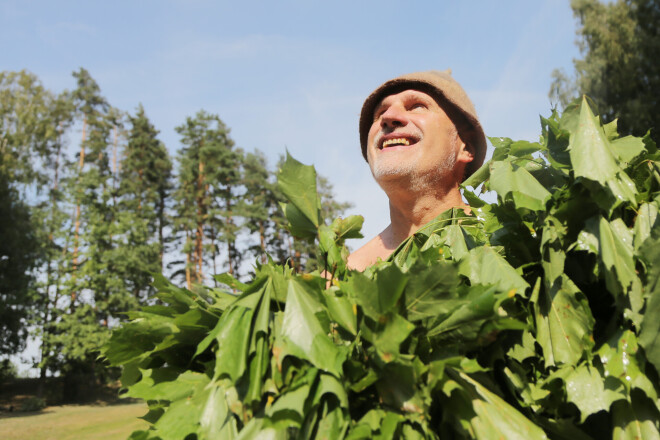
[347, 70, 487, 271]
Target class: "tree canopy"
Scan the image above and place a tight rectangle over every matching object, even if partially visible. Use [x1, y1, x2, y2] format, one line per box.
[551, 0, 660, 143]
[0, 68, 351, 390]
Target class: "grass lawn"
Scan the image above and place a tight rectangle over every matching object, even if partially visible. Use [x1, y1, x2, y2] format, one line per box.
[0, 402, 148, 440]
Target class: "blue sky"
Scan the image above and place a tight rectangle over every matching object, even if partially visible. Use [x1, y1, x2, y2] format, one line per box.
[2, 0, 580, 246]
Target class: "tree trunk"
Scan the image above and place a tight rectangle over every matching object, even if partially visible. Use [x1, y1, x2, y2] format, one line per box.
[225, 193, 234, 275]
[71, 115, 86, 307]
[259, 220, 267, 264]
[39, 137, 63, 391]
[288, 235, 297, 272]
[158, 188, 165, 272]
[112, 125, 118, 200]
[185, 231, 192, 290]
[195, 160, 205, 283]
[210, 222, 218, 287]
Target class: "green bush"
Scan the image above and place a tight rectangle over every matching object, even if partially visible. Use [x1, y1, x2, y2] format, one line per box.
[20, 396, 46, 412]
[0, 359, 17, 383]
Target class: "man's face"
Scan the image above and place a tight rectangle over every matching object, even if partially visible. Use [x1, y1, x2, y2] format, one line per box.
[366, 89, 466, 186]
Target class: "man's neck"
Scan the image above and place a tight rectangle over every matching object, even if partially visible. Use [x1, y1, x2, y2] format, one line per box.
[384, 185, 465, 246]
[347, 172, 468, 271]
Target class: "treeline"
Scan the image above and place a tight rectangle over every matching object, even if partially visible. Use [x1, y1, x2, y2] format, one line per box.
[0, 68, 349, 389]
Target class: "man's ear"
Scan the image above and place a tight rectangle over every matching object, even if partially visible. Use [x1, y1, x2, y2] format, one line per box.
[457, 141, 474, 164]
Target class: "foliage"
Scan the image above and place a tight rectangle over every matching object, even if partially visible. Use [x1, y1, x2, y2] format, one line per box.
[20, 396, 47, 412]
[0, 70, 71, 362]
[0, 68, 352, 391]
[0, 359, 18, 382]
[0, 161, 39, 356]
[172, 110, 242, 286]
[550, 0, 660, 144]
[0, 70, 66, 186]
[238, 150, 283, 266]
[105, 98, 660, 438]
[117, 104, 173, 301]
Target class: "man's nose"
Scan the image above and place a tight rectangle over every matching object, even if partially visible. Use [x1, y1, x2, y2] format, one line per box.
[380, 104, 407, 129]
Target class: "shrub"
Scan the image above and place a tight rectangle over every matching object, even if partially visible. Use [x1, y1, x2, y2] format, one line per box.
[20, 396, 46, 412]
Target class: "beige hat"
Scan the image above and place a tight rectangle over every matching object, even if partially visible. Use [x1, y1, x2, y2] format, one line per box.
[359, 70, 487, 180]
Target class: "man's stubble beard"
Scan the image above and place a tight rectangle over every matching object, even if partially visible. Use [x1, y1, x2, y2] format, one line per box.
[370, 134, 459, 192]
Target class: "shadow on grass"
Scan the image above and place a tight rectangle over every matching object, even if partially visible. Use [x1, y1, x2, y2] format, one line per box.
[0, 408, 55, 419]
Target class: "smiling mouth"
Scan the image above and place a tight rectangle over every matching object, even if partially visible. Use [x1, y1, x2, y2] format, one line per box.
[376, 133, 422, 151]
[382, 138, 410, 148]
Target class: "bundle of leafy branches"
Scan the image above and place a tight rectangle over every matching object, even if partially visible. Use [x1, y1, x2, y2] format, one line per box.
[103, 98, 660, 439]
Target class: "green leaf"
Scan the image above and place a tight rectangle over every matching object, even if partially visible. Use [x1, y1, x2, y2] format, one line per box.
[564, 364, 624, 422]
[448, 369, 548, 440]
[151, 374, 211, 440]
[124, 369, 209, 402]
[458, 246, 529, 296]
[245, 282, 273, 404]
[610, 135, 646, 165]
[324, 290, 357, 335]
[277, 152, 320, 227]
[213, 306, 254, 381]
[235, 417, 288, 440]
[279, 201, 317, 239]
[599, 217, 637, 297]
[102, 315, 176, 365]
[280, 279, 344, 376]
[507, 330, 538, 363]
[376, 361, 425, 414]
[267, 381, 312, 425]
[490, 160, 551, 211]
[639, 225, 660, 374]
[612, 395, 660, 440]
[344, 265, 407, 319]
[634, 202, 659, 251]
[174, 308, 218, 331]
[442, 224, 471, 260]
[199, 381, 239, 440]
[597, 330, 657, 400]
[569, 97, 620, 184]
[371, 313, 416, 361]
[404, 261, 461, 321]
[330, 215, 364, 240]
[426, 285, 499, 341]
[462, 159, 491, 188]
[509, 140, 545, 157]
[214, 272, 249, 292]
[534, 274, 594, 367]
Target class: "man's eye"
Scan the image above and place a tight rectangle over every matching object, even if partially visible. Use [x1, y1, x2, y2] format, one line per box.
[410, 103, 426, 110]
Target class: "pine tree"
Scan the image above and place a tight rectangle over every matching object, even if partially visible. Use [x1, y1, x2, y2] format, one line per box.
[210, 138, 242, 278]
[32, 91, 76, 384]
[68, 67, 110, 309]
[173, 110, 240, 287]
[238, 150, 277, 265]
[50, 69, 123, 394]
[116, 104, 172, 301]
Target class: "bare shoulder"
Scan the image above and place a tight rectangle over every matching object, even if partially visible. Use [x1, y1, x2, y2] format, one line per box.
[347, 233, 395, 271]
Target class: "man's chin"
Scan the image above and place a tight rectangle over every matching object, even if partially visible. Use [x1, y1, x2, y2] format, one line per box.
[370, 164, 416, 181]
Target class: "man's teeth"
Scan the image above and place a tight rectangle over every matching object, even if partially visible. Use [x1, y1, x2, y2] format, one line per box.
[382, 138, 411, 148]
